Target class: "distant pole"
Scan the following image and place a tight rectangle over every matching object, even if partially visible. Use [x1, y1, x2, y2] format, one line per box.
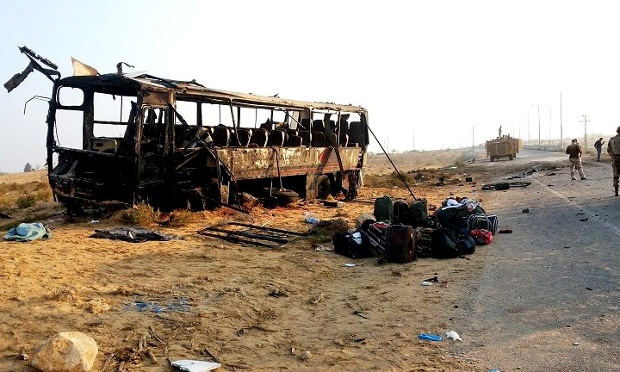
[549, 107, 552, 146]
[580, 114, 590, 149]
[560, 92, 563, 149]
[528, 112, 531, 144]
[537, 105, 541, 146]
[472, 126, 474, 153]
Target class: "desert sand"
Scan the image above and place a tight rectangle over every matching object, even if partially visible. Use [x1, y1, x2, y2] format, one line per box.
[0, 149, 495, 371]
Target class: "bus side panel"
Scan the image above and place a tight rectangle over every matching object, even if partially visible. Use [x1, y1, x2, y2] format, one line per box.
[213, 147, 363, 180]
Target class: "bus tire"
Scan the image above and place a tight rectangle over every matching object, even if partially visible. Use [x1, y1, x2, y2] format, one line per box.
[316, 175, 331, 199]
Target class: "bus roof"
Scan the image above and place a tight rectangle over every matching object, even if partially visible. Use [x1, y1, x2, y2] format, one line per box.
[58, 73, 367, 114]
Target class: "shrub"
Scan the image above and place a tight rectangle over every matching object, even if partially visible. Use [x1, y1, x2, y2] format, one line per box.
[16, 195, 36, 209]
[120, 202, 158, 226]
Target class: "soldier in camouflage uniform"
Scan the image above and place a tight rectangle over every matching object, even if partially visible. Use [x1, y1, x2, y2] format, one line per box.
[607, 126, 620, 196]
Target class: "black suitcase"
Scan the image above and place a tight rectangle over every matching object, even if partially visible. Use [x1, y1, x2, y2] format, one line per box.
[393, 200, 411, 225]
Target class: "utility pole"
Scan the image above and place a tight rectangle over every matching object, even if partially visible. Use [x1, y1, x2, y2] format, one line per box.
[527, 112, 531, 145]
[580, 114, 590, 149]
[549, 107, 552, 146]
[537, 105, 541, 147]
[472, 126, 474, 153]
[560, 92, 563, 149]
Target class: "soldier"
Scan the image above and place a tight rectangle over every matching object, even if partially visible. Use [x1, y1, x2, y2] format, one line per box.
[606, 126, 620, 196]
[594, 137, 605, 161]
[566, 139, 587, 180]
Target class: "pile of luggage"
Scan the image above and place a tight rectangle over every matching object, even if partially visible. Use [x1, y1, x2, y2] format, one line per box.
[333, 195, 498, 263]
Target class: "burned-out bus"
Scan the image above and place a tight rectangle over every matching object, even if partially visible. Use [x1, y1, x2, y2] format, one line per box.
[6, 47, 369, 213]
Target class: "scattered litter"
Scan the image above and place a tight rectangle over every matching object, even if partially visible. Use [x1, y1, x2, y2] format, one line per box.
[0, 211, 12, 219]
[421, 281, 433, 286]
[498, 229, 513, 234]
[482, 181, 531, 190]
[573, 342, 580, 346]
[424, 275, 439, 282]
[522, 208, 530, 213]
[171, 359, 221, 372]
[418, 333, 442, 341]
[304, 216, 320, 225]
[343, 263, 356, 267]
[445, 330, 462, 341]
[353, 310, 368, 319]
[299, 350, 312, 362]
[579, 218, 589, 222]
[4, 222, 52, 241]
[127, 297, 191, 313]
[89, 220, 99, 224]
[314, 244, 331, 252]
[268, 289, 287, 298]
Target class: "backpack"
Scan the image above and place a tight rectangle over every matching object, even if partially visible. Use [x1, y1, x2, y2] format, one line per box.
[456, 234, 476, 255]
[374, 196, 394, 223]
[333, 230, 374, 259]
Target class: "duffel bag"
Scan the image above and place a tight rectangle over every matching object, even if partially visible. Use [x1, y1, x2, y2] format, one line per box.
[333, 230, 374, 259]
[470, 229, 493, 245]
[466, 213, 498, 235]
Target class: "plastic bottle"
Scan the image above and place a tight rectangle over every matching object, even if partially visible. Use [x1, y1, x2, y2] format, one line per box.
[305, 216, 320, 225]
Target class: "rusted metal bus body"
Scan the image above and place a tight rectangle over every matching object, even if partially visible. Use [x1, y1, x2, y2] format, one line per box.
[43, 74, 368, 212]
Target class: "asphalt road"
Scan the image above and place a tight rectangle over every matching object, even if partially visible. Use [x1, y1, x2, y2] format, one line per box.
[452, 149, 620, 372]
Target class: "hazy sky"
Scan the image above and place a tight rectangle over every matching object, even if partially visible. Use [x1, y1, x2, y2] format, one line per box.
[2, 0, 620, 172]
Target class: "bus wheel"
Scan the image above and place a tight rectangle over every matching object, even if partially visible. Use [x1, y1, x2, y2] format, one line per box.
[316, 175, 331, 199]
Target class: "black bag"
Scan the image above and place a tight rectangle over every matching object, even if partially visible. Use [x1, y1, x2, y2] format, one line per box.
[333, 231, 374, 259]
[384, 224, 417, 262]
[435, 206, 470, 234]
[393, 200, 411, 225]
[456, 235, 476, 255]
[430, 227, 460, 258]
[409, 199, 428, 227]
[374, 196, 394, 223]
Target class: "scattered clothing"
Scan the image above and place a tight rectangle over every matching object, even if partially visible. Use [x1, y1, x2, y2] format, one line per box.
[4, 222, 52, 241]
[91, 227, 180, 243]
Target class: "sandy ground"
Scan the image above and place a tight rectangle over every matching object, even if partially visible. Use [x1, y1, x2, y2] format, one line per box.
[0, 149, 497, 371]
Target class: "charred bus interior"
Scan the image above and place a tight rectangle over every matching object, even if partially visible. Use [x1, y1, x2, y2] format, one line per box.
[7, 47, 370, 214]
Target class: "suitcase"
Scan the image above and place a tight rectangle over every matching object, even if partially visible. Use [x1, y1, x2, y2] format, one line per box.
[392, 200, 411, 225]
[384, 224, 417, 263]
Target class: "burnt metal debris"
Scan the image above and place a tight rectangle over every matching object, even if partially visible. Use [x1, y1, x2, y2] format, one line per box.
[197, 222, 308, 248]
[6, 46, 369, 214]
